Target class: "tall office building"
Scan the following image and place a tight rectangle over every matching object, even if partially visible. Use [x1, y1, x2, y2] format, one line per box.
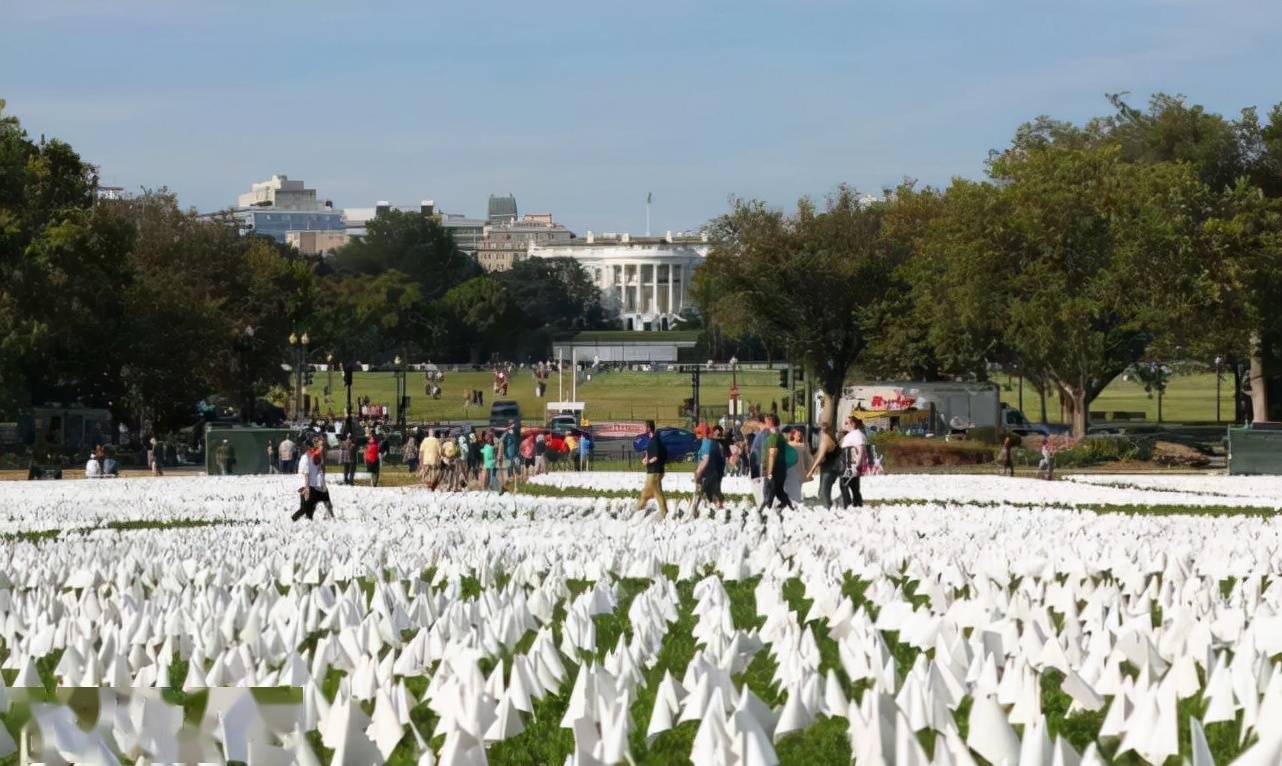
[225, 175, 345, 243]
[487, 194, 518, 225]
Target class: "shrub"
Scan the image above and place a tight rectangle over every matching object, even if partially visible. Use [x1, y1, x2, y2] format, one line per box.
[968, 427, 1020, 446]
[878, 437, 995, 468]
[1051, 436, 1152, 468]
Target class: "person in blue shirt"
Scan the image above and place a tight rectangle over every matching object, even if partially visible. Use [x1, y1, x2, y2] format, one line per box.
[579, 432, 592, 471]
[691, 425, 726, 517]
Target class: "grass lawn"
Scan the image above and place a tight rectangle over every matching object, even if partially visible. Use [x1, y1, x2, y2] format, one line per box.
[996, 371, 1233, 424]
[324, 368, 795, 426]
[320, 368, 1231, 428]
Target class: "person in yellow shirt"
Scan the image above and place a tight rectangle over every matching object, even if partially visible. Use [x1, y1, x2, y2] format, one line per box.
[565, 432, 580, 471]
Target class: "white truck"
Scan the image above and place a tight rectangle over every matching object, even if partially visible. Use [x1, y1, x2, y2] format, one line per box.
[816, 382, 1001, 435]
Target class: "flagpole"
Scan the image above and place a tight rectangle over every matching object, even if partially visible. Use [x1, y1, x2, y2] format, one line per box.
[645, 192, 651, 236]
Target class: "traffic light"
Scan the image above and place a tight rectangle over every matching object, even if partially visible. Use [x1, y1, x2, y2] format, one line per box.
[343, 368, 354, 387]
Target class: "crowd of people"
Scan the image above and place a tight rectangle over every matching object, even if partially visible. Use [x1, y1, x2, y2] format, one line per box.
[631, 414, 878, 521]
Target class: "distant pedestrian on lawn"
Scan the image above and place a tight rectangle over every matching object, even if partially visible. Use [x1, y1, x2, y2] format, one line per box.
[292, 437, 334, 521]
[635, 420, 669, 518]
[1038, 440, 1054, 480]
[339, 433, 357, 485]
[999, 435, 1015, 477]
[758, 415, 794, 512]
[149, 435, 164, 476]
[364, 435, 382, 487]
[481, 431, 500, 492]
[403, 432, 419, 476]
[215, 439, 236, 475]
[278, 436, 297, 474]
[420, 429, 442, 488]
[579, 431, 592, 471]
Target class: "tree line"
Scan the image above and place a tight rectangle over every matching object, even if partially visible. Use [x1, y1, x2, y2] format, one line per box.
[695, 94, 1282, 436]
[0, 99, 612, 434]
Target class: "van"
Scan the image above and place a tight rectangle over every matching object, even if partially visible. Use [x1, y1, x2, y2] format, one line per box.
[490, 400, 522, 435]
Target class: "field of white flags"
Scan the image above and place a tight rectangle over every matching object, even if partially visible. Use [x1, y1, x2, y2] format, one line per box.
[1, 473, 1281, 765]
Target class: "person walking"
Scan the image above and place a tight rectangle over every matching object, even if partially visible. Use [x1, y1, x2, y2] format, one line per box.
[839, 416, 868, 507]
[215, 439, 236, 476]
[566, 431, 580, 471]
[419, 429, 442, 488]
[403, 432, 419, 477]
[503, 422, 520, 482]
[148, 435, 164, 476]
[364, 435, 382, 487]
[635, 420, 669, 519]
[481, 432, 500, 493]
[691, 425, 726, 518]
[805, 423, 842, 509]
[467, 431, 482, 484]
[266, 439, 277, 474]
[339, 433, 357, 485]
[533, 433, 548, 475]
[292, 437, 334, 521]
[278, 436, 296, 474]
[785, 427, 811, 505]
[579, 431, 592, 472]
[758, 415, 794, 512]
[999, 435, 1015, 477]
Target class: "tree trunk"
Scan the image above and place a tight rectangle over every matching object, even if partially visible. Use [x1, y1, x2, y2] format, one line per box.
[1249, 332, 1269, 423]
[1068, 387, 1089, 438]
[1038, 381, 1048, 425]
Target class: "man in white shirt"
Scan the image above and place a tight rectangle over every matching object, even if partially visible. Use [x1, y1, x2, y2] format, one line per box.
[85, 456, 102, 479]
[291, 437, 334, 521]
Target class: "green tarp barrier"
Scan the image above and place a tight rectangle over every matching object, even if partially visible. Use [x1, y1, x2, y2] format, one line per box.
[1228, 427, 1282, 475]
[206, 427, 292, 476]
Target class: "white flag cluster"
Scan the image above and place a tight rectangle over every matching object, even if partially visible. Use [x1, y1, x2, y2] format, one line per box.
[0, 473, 1280, 764]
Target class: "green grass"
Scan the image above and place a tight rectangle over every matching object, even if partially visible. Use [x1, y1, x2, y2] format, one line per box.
[314, 369, 798, 426]
[997, 371, 1233, 425]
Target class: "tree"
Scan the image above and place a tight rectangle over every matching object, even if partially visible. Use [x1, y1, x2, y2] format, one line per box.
[331, 210, 480, 300]
[924, 127, 1210, 437]
[442, 276, 518, 364]
[496, 257, 613, 356]
[695, 187, 902, 429]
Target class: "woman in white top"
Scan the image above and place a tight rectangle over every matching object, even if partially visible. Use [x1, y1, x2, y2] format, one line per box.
[839, 416, 868, 508]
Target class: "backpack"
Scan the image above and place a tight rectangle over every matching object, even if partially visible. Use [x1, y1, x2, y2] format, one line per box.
[782, 439, 798, 467]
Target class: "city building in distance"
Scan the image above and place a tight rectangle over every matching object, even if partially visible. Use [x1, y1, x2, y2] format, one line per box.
[487, 194, 518, 225]
[224, 175, 346, 243]
[529, 230, 709, 331]
[342, 200, 485, 256]
[477, 211, 575, 272]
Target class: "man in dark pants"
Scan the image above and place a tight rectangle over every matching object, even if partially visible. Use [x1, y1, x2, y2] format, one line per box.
[758, 414, 794, 512]
[292, 437, 334, 521]
[635, 420, 669, 518]
[339, 433, 357, 485]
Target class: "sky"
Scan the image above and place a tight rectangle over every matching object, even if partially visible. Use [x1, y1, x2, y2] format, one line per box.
[3, 0, 1280, 234]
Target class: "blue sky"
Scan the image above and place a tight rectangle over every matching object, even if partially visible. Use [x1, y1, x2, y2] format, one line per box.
[3, 0, 1280, 234]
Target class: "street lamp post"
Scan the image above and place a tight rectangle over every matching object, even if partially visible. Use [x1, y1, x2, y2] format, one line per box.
[1215, 356, 1223, 423]
[729, 356, 740, 417]
[394, 355, 406, 432]
[288, 332, 309, 422]
[326, 353, 334, 416]
[239, 326, 255, 423]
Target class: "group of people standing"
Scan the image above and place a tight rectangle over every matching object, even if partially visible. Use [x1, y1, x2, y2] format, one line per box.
[632, 414, 873, 519]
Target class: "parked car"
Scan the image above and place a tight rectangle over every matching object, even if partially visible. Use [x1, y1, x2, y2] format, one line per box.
[1001, 404, 1071, 437]
[632, 428, 699, 460]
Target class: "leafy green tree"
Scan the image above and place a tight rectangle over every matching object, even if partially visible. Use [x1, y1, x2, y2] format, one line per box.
[695, 187, 903, 429]
[495, 256, 613, 356]
[331, 210, 480, 300]
[928, 128, 1210, 436]
[442, 276, 518, 364]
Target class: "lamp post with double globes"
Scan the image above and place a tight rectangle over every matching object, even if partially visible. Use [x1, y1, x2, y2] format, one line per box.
[288, 332, 309, 422]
